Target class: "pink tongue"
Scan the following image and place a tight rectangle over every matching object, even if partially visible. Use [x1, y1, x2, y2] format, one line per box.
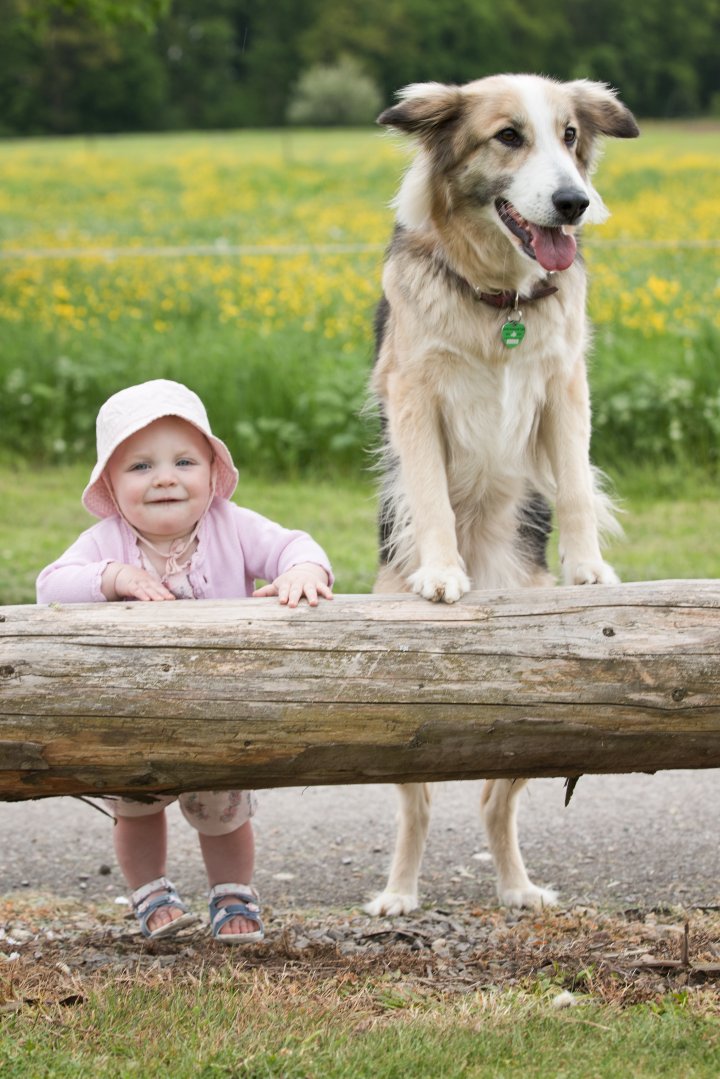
[529, 225, 577, 271]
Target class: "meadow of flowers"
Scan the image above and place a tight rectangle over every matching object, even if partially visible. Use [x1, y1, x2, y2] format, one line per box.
[0, 125, 718, 473]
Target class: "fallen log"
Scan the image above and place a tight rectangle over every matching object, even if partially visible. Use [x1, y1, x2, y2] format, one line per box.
[1, 580, 720, 802]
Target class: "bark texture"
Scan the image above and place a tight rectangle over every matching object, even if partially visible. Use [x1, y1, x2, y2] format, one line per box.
[1, 581, 719, 801]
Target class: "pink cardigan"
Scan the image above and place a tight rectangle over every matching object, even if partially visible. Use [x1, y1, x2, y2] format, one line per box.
[36, 498, 333, 604]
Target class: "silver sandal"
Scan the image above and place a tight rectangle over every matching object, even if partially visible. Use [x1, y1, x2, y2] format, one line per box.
[130, 876, 198, 939]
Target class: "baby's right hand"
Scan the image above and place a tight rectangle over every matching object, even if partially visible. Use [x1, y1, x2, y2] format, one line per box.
[102, 563, 176, 602]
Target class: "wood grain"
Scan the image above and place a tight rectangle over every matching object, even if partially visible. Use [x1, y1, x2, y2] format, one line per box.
[1, 581, 719, 801]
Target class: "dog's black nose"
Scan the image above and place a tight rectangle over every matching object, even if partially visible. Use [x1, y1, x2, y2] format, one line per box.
[552, 188, 590, 224]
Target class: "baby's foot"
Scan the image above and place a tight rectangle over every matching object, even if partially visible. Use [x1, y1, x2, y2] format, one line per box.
[130, 877, 197, 940]
[144, 889, 188, 933]
[213, 897, 258, 937]
[208, 883, 264, 943]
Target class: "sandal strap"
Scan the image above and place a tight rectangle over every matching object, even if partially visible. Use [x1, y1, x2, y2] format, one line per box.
[211, 901, 262, 932]
[131, 876, 183, 915]
[208, 882, 257, 903]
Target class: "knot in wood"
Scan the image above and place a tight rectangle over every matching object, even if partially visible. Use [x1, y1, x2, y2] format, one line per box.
[602, 626, 615, 637]
[671, 687, 686, 702]
[0, 665, 15, 678]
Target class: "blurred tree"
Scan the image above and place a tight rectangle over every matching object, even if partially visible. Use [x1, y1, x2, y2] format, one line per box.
[0, 0, 718, 133]
[21, 0, 171, 30]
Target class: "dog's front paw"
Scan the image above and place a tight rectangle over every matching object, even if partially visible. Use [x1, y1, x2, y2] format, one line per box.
[567, 560, 620, 586]
[365, 890, 419, 917]
[408, 564, 471, 604]
[497, 884, 559, 910]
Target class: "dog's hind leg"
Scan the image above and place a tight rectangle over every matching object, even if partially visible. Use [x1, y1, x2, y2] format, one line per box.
[365, 782, 432, 916]
[480, 779, 558, 909]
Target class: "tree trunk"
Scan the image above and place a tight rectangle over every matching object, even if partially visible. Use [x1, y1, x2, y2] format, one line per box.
[1, 580, 720, 801]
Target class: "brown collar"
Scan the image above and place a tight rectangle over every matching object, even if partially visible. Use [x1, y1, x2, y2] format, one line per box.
[473, 283, 559, 308]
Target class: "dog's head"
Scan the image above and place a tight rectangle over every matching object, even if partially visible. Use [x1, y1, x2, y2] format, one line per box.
[378, 74, 639, 274]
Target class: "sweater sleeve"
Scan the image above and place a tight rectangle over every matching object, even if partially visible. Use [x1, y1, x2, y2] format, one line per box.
[36, 525, 121, 603]
[231, 506, 334, 587]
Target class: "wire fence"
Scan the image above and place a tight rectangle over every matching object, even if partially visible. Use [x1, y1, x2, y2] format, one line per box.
[0, 238, 718, 261]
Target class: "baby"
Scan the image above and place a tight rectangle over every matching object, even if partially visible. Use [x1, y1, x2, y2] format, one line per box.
[37, 379, 333, 943]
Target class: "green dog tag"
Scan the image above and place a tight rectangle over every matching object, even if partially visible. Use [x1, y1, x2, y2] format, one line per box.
[501, 320, 525, 348]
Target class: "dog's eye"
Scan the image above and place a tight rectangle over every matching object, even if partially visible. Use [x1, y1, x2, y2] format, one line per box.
[495, 127, 523, 148]
[564, 126, 577, 146]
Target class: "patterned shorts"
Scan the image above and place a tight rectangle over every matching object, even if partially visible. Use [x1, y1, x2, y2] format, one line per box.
[104, 790, 257, 836]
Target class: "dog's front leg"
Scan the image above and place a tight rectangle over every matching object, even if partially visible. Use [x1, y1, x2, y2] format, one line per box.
[386, 369, 470, 603]
[365, 783, 433, 916]
[542, 362, 619, 586]
[481, 779, 558, 909]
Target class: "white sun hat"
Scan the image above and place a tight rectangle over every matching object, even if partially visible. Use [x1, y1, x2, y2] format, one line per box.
[82, 379, 239, 518]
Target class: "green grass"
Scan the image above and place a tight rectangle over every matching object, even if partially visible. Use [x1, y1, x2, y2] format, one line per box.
[2, 979, 719, 1078]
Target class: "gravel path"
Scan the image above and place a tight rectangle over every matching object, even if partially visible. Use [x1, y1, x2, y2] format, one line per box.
[2, 771, 718, 913]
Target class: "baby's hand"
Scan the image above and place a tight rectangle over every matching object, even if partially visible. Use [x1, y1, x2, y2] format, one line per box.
[102, 563, 176, 602]
[253, 563, 333, 608]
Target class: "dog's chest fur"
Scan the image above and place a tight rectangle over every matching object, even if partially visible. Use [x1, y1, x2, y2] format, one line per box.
[437, 343, 550, 475]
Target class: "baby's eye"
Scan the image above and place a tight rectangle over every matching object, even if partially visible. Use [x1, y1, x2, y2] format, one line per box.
[176, 458, 195, 467]
[129, 462, 151, 472]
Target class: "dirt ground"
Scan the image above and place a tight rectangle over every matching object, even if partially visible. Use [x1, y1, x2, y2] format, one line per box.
[3, 771, 720, 1009]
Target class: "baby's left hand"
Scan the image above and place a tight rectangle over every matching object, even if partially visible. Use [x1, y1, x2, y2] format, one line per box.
[253, 563, 333, 608]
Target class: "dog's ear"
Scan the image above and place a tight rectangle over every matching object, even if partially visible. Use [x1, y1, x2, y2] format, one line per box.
[569, 80, 640, 140]
[378, 82, 464, 138]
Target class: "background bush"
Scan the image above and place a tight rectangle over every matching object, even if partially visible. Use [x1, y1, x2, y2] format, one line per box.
[286, 57, 383, 127]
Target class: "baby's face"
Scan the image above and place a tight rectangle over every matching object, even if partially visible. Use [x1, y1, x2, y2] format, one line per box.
[106, 416, 213, 543]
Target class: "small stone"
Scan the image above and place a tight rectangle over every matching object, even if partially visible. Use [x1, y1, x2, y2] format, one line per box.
[552, 991, 578, 1009]
[99, 864, 112, 876]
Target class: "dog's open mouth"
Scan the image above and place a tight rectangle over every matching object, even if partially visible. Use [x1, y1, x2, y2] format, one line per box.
[495, 199, 577, 272]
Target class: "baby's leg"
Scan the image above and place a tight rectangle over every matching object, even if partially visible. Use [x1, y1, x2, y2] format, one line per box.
[179, 790, 259, 938]
[199, 823, 256, 936]
[110, 796, 189, 933]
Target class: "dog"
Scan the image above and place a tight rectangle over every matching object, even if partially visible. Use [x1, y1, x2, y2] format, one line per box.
[366, 74, 639, 916]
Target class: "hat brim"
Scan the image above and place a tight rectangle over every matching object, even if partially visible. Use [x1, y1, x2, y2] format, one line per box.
[82, 418, 238, 518]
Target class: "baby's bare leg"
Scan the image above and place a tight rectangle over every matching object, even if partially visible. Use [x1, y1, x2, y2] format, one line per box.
[199, 822, 257, 936]
[113, 811, 187, 932]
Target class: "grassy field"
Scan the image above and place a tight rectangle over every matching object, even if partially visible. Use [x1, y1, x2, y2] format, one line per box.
[3, 980, 720, 1078]
[3, 898, 720, 1078]
[0, 124, 719, 472]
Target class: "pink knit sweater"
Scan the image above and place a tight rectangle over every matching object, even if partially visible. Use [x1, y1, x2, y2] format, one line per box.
[37, 497, 333, 604]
